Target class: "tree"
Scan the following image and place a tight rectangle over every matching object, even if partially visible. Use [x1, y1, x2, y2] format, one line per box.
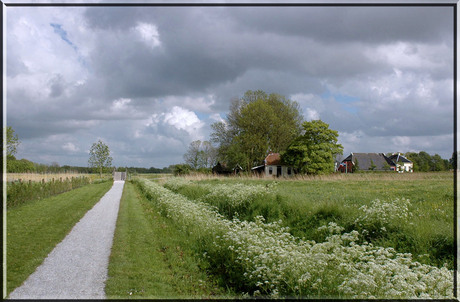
[282, 120, 343, 175]
[183, 140, 217, 170]
[88, 140, 113, 177]
[200, 141, 217, 168]
[184, 140, 202, 169]
[4, 126, 20, 159]
[369, 159, 376, 171]
[353, 158, 359, 173]
[431, 154, 447, 171]
[211, 90, 303, 170]
[173, 164, 191, 176]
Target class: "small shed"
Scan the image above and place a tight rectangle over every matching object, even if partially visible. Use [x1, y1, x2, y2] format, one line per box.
[212, 162, 243, 175]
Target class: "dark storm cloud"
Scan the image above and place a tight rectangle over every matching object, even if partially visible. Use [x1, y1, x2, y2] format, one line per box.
[82, 6, 453, 103]
[6, 4, 455, 167]
[227, 6, 453, 44]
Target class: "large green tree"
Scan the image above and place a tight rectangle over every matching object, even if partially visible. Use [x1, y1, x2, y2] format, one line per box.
[210, 90, 303, 170]
[88, 140, 113, 177]
[282, 120, 343, 175]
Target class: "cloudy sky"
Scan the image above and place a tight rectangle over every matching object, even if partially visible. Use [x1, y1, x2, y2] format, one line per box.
[4, 2, 456, 168]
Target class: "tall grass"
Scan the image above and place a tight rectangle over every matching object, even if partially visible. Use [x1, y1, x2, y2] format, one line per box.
[7, 173, 92, 183]
[179, 171, 452, 181]
[7, 176, 92, 208]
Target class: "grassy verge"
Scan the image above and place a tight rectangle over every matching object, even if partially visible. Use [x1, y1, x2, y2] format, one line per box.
[105, 181, 230, 299]
[6, 180, 113, 296]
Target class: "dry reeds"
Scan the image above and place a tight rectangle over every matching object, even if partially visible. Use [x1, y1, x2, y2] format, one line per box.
[182, 171, 452, 182]
[7, 172, 91, 183]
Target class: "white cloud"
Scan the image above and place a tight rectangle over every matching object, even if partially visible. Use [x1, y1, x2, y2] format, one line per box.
[164, 106, 204, 137]
[134, 22, 161, 49]
[305, 108, 320, 121]
[143, 106, 205, 141]
[162, 94, 216, 113]
[209, 113, 225, 123]
[62, 142, 79, 152]
[391, 136, 411, 148]
[112, 98, 131, 110]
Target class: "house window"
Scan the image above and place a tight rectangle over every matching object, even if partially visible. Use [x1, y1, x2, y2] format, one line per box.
[269, 167, 273, 175]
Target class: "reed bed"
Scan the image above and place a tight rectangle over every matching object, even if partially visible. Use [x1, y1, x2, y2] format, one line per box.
[6, 176, 93, 208]
[7, 173, 92, 183]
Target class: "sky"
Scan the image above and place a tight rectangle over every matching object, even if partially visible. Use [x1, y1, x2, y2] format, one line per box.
[4, 1, 456, 168]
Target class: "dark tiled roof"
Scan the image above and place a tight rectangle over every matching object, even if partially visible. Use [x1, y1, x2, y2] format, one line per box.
[388, 154, 412, 163]
[343, 153, 395, 171]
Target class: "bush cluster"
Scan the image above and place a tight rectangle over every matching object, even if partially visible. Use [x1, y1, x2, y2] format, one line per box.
[136, 178, 453, 299]
[7, 176, 91, 208]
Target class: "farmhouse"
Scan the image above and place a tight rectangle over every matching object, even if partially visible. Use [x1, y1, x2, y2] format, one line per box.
[338, 152, 413, 173]
[388, 153, 414, 172]
[252, 152, 294, 178]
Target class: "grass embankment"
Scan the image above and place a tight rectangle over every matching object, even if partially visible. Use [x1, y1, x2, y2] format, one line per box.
[6, 180, 113, 296]
[105, 181, 230, 299]
[163, 172, 454, 269]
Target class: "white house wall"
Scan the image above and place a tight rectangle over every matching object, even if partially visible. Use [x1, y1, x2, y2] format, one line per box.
[264, 165, 294, 177]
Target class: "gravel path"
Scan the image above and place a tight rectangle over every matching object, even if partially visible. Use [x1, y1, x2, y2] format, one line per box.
[9, 181, 125, 299]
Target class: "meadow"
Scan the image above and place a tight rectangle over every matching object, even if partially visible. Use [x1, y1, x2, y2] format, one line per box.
[129, 172, 454, 298]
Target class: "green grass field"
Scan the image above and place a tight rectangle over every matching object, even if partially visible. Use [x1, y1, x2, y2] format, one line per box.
[160, 172, 454, 269]
[6, 181, 113, 296]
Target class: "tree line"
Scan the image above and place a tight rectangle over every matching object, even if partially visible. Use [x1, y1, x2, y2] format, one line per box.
[182, 90, 456, 175]
[404, 151, 455, 172]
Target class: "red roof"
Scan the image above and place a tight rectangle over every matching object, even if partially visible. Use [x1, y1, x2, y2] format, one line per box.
[265, 153, 281, 165]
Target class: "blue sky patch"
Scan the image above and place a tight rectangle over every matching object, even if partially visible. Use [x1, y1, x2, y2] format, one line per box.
[50, 23, 78, 52]
[322, 91, 359, 114]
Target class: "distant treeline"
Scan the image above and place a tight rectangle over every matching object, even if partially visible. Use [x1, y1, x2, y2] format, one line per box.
[116, 166, 173, 174]
[405, 151, 455, 172]
[6, 156, 173, 174]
